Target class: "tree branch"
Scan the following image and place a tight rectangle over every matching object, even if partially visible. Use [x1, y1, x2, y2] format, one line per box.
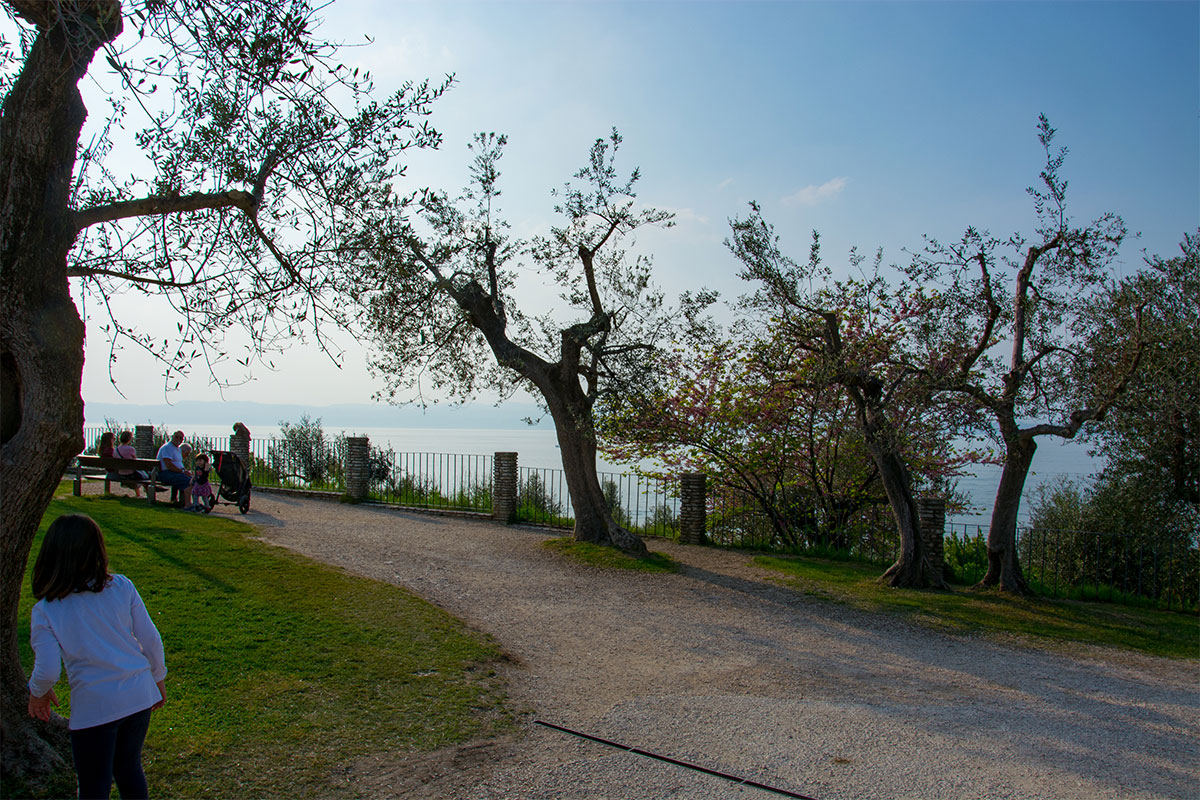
[1009, 232, 1062, 387]
[74, 189, 255, 231]
[957, 249, 1000, 378]
[577, 241, 606, 316]
[65, 265, 206, 288]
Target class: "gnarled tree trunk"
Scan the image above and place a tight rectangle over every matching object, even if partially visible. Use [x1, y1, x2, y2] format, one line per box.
[977, 434, 1036, 593]
[451, 282, 648, 556]
[1, 4, 118, 785]
[851, 386, 946, 590]
[541, 376, 647, 556]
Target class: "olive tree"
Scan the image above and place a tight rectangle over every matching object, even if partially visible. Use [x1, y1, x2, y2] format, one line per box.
[358, 131, 675, 554]
[727, 211, 959, 588]
[905, 116, 1144, 593]
[1, 0, 445, 782]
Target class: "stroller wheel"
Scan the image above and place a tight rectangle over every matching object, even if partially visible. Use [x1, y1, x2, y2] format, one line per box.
[239, 490, 250, 514]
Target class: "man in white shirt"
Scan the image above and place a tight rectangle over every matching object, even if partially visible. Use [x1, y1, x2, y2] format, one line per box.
[156, 431, 192, 509]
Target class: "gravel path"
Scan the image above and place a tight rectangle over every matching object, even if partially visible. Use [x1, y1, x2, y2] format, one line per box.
[231, 491, 1197, 800]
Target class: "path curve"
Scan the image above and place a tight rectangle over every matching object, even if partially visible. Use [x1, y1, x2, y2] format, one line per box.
[239, 491, 1196, 800]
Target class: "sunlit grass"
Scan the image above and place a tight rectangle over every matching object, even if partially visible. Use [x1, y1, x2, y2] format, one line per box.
[17, 490, 511, 799]
[756, 554, 1199, 659]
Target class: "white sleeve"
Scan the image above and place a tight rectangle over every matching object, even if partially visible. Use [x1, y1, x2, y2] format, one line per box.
[27, 603, 62, 697]
[128, 583, 167, 682]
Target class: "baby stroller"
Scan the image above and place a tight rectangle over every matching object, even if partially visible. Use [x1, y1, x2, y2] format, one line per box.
[211, 450, 252, 514]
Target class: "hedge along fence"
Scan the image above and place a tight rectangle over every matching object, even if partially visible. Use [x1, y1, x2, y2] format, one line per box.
[80, 426, 1198, 612]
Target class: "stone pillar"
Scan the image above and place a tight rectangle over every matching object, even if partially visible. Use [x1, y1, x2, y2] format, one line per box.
[135, 425, 154, 458]
[230, 426, 250, 469]
[493, 452, 518, 524]
[918, 497, 946, 578]
[345, 436, 369, 501]
[679, 472, 707, 545]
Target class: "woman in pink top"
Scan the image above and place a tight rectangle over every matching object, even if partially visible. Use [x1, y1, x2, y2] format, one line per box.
[27, 515, 167, 800]
[115, 430, 147, 498]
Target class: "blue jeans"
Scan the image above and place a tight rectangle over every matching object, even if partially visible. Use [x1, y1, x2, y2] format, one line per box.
[70, 707, 152, 799]
[157, 469, 190, 490]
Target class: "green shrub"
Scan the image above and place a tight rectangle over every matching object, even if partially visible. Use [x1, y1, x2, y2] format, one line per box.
[944, 530, 989, 585]
[270, 415, 339, 486]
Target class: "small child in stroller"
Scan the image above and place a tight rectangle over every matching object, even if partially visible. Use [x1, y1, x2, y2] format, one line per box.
[188, 453, 215, 512]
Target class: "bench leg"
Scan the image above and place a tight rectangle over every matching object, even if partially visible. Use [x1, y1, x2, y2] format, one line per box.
[103, 475, 112, 494]
[74, 464, 82, 496]
[149, 478, 156, 504]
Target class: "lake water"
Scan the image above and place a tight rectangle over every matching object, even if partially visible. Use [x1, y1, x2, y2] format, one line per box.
[947, 442, 1102, 527]
[104, 422, 1102, 526]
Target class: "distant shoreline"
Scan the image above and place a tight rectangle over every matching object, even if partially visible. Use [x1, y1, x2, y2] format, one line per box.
[83, 398, 552, 432]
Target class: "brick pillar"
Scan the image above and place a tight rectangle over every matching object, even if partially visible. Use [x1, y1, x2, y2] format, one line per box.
[493, 452, 518, 524]
[230, 427, 250, 469]
[135, 425, 154, 458]
[918, 497, 946, 578]
[679, 472, 707, 545]
[345, 436, 369, 501]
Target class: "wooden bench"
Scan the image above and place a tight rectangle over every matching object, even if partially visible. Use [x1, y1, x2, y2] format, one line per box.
[74, 456, 163, 502]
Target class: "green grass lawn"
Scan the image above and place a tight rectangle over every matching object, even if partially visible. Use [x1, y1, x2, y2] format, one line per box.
[756, 555, 1199, 659]
[16, 491, 511, 799]
[542, 537, 679, 573]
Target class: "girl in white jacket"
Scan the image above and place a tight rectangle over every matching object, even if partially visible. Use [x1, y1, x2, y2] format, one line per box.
[27, 514, 167, 800]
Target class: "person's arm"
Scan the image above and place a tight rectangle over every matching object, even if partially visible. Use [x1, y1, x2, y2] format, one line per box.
[27, 605, 62, 719]
[28, 688, 59, 721]
[129, 582, 167, 685]
[159, 449, 184, 473]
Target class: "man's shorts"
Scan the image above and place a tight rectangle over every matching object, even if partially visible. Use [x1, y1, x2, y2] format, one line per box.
[158, 469, 191, 489]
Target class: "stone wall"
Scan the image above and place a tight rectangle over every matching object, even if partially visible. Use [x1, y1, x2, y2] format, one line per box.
[230, 427, 250, 469]
[135, 425, 154, 459]
[917, 497, 946, 578]
[679, 472, 707, 545]
[344, 436, 369, 501]
[493, 452, 518, 523]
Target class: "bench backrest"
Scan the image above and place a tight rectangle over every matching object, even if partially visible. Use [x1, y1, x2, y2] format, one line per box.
[76, 455, 161, 471]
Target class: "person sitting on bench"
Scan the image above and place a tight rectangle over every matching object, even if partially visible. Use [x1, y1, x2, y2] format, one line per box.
[97, 432, 129, 493]
[115, 430, 149, 498]
[156, 431, 192, 509]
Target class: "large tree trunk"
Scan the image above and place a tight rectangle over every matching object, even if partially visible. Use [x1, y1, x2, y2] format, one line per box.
[1, 8, 115, 786]
[543, 386, 648, 556]
[854, 398, 945, 589]
[977, 434, 1036, 593]
[869, 438, 945, 589]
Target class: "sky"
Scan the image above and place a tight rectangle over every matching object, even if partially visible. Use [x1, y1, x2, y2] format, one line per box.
[26, 0, 1200, 415]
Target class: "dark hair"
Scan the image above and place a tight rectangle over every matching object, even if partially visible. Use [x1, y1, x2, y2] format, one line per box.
[119, 430, 133, 444]
[31, 515, 111, 601]
[99, 431, 115, 453]
[195, 453, 209, 465]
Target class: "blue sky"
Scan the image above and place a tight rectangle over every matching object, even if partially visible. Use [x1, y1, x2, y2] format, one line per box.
[57, 0, 1199, 409]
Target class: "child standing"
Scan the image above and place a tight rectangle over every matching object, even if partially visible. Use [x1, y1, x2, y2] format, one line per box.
[27, 514, 167, 800]
[189, 453, 214, 512]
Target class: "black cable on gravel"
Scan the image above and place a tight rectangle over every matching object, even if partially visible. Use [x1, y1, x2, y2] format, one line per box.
[534, 719, 820, 799]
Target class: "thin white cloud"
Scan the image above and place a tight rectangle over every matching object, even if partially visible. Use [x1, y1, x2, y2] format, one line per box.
[717, 177, 735, 191]
[660, 206, 710, 226]
[783, 176, 849, 207]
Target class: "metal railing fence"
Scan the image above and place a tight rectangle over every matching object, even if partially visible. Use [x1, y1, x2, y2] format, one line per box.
[1019, 524, 1197, 613]
[514, 466, 680, 538]
[78, 426, 1197, 611]
[706, 483, 897, 563]
[373, 451, 492, 513]
[247, 436, 493, 513]
[945, 523, 1197, 612]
